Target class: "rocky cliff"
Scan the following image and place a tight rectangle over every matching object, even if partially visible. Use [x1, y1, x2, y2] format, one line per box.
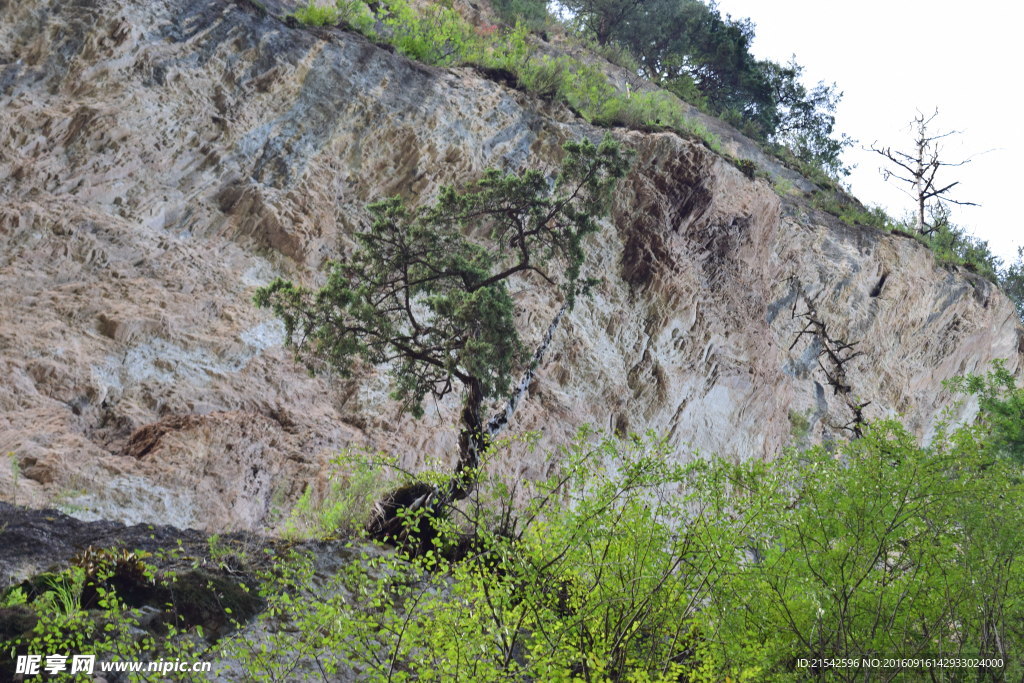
[1, 0, 1020, 531]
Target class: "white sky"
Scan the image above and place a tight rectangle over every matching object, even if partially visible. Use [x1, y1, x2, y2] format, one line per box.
[712, 0, 1024, 263]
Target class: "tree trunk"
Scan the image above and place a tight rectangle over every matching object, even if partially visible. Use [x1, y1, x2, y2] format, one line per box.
[917, 192, 926, 234]
[365, 379, 484, 551]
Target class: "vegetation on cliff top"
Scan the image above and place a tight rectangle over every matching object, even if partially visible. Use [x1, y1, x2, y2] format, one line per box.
[556, 0, 847, 176]
[289, 0, 734, 151]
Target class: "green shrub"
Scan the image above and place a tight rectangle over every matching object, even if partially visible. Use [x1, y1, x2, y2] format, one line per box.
[281, 451, 397, 540]
[664, 73, 709, 110]
[290, 0, 376, 32]
[597, 89, 684, 129]
[808, 192, 1008, 290]
[222, 431, 723, 681]
[343, 0, 730, 162]
[922, 217, 1000, 281]
[3, 558, 206, 681]
[602, 90, 720, 150]
[1, 586, 28, 608]
[677, 115, 724, 153]
[772, 177, 796, 196]
[787, 408, 811, 442]
[947, 359, 1024, 464]
[767, 141, 839, 191]
[999, 247, 1024, 322]
[556, 59, 616, 119]
[477, 21, 530, 72]
[516, 55, 571, 100]
[590, 40, 640, 72]
[339, 0, 378, 35]
[697, 418, 1024, 679]
[382, 0, 483, 66]
[811, 190, 895, 231]
[720, 106, 766, 141]
[291, 1, 341, 26]
[11, 411, 1021, 680]
[733, 157, 756, 179]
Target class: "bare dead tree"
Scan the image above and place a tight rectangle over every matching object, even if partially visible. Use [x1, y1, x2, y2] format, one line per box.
[869, 109, 979, 235]
[788, 286, 870, 437]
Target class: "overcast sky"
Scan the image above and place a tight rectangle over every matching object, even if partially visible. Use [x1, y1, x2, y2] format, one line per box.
[712, 0, 1023, 264]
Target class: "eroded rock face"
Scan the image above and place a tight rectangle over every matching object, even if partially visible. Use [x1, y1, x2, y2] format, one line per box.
[1, 0, 1020, 531]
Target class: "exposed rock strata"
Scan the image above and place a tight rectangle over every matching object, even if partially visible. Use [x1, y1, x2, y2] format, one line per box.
[1, 0, 1020, 530]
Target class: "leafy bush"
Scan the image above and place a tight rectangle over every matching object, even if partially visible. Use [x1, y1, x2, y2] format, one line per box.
[8, 407, 1023, 680]
[811, 190, 895, 231]
[607, 91, 723, 152]
[596, 89, 684, 129]
[678, 116, 724, 153]
[589, 39, 640, 72]
[351, 0, 727, 156]
[1, 555, 208, 681]
[291, 1, 341, 26]
[772, 177, 797, 196]
[947, 359, 1024, 464]
[664, 72, 709, 110]
[698, 419, 1023, 679]
[809, 190, 1024, 317]
[770, 141, 841, 191]
[291, 0, 376, 32]
[546, 56, 615, 119]
[338, 0, 377, 34]
[381, 0, 483, 66]
[921, 216, 1000, 281]
[811, 189, 1020, 315]
[516, 54, 571, 100]
[476, 20, 531, 72]
[221, 432, 728, 681]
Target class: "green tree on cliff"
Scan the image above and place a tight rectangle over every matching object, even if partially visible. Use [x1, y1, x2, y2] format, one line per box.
[255, 136, 630, 544]
[558, 0, 847, 175]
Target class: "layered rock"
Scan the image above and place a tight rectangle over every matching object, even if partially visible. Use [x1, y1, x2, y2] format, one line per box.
[1, 0, 1019, 531]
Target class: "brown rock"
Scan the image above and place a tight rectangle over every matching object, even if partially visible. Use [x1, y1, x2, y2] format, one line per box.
[0, 0, 1018, 532]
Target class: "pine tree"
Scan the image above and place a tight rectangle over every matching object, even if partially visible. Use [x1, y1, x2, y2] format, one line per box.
[256, 136, 630, 546]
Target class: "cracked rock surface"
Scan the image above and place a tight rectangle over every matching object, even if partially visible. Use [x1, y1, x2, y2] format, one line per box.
[1, 0, 1020, 531]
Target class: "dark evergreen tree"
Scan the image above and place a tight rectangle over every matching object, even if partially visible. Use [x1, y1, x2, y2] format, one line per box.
[255, 137, 630, 545]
